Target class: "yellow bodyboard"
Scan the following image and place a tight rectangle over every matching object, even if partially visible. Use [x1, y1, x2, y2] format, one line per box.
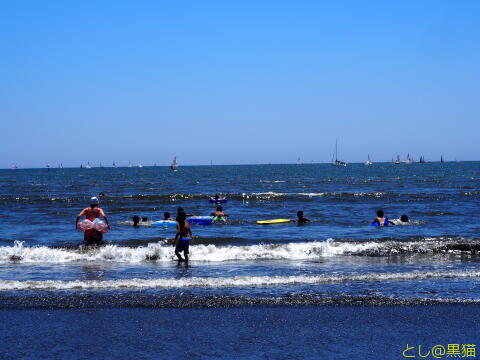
[256, 219, 292, 225]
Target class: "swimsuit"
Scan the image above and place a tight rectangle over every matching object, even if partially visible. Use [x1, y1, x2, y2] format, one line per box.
[84, 208, 103, 244]
[175, 237, 191, 254]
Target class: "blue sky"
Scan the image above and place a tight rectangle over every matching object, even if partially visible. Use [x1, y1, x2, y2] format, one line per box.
[1, 0, 479, 167]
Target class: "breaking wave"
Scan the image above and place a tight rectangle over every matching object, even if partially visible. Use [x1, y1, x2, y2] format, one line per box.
[1, 238, 480, 264]
[2, 190, 477, 205]
[1, 270, 480, 291]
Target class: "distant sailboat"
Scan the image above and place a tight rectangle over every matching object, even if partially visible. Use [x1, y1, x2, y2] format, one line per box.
[113, 161, 117, 168]
[332, 140, 347, 166]
[171, 156, 178, 171]
[394, 155, 401, 164]
[440, 155, 444, 163]
[364, 155, 373, 165]
[59, 163, 63, 169]
[403, 154, 413, 164]
[46, 163, 51, 171]
[419, 156, 426, 164]
[11, 164, 18, 169]
[128, 162, 132, 168]
[85, 162, 91, 169]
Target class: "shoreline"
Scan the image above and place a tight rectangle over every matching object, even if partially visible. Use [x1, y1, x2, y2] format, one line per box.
[1, 293, 480, 309]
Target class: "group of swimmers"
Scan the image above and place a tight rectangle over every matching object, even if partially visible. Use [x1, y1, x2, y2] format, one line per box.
[75, 196, 410, 263]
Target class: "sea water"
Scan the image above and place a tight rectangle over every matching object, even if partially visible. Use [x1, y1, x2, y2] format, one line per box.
[1, 163, 479, 359]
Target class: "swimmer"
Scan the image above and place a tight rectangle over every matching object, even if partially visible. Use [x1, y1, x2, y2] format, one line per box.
[211, 206, 229, 217]
[400, 214, 409, 223]
[76, 197, 110, 245]
[296, 211, 310, 224]
[174, 211, 192, 264]
[164, 212, 174, 221]
[132, 215, 140, 227]
[372, 210, 395, 226]
[142, 217, 148, 222]
[209, 194, 226, 203]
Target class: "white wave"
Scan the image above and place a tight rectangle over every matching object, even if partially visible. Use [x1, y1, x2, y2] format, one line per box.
[244, 192, 327, 199]
[0, 240, 381, 264]
[1, 270, 480, 291]
[116, 220, 154, 227]
[243, 191, 387, 199]
[0, 239, 473, 265]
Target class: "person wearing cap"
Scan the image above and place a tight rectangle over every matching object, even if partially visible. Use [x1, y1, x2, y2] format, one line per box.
[76, 196, 110, 245]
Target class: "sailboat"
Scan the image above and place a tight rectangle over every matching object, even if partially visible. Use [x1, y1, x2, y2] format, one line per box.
[332, 140, 347, 166]
[112, 161, 117, 168]
[364, 155, 373, 165]
[85, 162, 91, 169]
[11, 164, 18, 169]
[171, 156, 178, 171]
[440, 155, 444, 163]
[394, 155, 401, 164]
[419, 156, 426, 164]
[403, 154, 413, 164]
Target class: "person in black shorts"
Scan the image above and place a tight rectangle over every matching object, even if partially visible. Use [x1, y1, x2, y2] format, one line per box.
[174, 211, 193, 264]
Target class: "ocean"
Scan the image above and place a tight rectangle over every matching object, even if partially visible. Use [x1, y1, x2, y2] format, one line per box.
[1, 162, 479, 359]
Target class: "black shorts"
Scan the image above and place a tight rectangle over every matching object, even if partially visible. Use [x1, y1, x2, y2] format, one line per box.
[175, 240, 190, 254]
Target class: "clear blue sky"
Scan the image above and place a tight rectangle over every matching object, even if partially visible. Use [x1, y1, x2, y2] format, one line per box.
[1, 0, 479, 167]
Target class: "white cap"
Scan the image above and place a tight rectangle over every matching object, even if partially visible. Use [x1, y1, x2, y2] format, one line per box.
[90, 197, 99, 205]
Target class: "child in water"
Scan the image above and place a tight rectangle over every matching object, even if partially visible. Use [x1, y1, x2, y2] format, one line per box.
[174, 211, 193, 264]
[296, 211, 310, 224]
[211, 206, 229, 222]
[164, 212, 174, 221]
[132, 215, 140, 227]
[211, 206, 229, 218]
[372, 210, 395, 226]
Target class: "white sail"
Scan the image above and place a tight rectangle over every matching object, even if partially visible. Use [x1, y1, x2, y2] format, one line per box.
[364, 155, 372, 165]
[171, 156, 178, 171]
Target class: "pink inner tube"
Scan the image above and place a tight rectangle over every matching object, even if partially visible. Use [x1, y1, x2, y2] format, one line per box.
[94, 219, 109, 233]
[77, 220, 94, 231]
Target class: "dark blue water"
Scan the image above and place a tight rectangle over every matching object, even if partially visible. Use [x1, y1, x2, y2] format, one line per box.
[1, 163, 479, 358]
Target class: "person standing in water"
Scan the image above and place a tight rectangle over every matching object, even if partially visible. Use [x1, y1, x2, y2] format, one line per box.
[174, 211, 192, 264]
[76, 197, 110, 245]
